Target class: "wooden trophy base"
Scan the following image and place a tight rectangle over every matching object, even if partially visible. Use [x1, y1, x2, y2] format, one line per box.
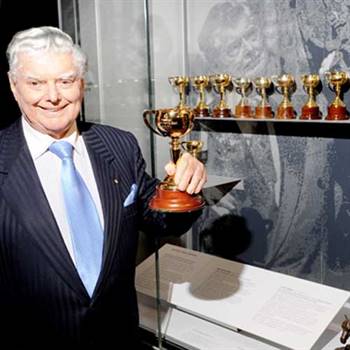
[276, 106, 296, 119]
[235, 105, 253, 118]
[149, 185, 205, 213]
[326, 105, 349, 120]
[300, 106, 322, 120]
[255, 106, 273, 119]
[193, 107, 210, 118]
[212, 107, 232, 118]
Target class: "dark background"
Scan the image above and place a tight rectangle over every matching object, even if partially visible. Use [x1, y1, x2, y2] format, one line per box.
[0, 0, 58, 127]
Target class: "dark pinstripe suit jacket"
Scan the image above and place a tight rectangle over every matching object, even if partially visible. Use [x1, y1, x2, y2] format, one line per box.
[0, 119, 191, 348]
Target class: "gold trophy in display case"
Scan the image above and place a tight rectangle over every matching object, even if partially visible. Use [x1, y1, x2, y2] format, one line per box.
[300, 74, 322, 120]
[210, 73, 232, 118]
[273, 74, 297, 119]
[233, 77, 253, 118]
[169, 75, 190, 109]
[191, 75, 211, 117]
[254, 77, 274, 119]
[143, 76, 205, 212]
[325, 71, 349, 120]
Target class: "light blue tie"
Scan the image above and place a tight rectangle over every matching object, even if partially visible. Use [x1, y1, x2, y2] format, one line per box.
[49, 141, 103, 297]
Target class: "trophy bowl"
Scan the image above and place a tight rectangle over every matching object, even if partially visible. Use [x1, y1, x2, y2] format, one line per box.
[143, 106, 205, 212]
[233, 77, 253, 118]
[210, 73, 232, 118]
[181, 140, 204, 158]
[254, 77, 273, 119]
[191, 75, 211, 117]
[325, 71, 349, 120]
[300, 74, 322, 120]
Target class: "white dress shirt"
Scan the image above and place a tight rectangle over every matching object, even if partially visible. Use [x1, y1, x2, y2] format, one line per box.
[22, 116, 104, 264]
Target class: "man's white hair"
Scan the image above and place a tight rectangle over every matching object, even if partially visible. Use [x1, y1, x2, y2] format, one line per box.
[6, 26, 87, 78]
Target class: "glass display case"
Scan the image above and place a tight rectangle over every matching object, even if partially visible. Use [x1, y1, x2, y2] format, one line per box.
[59, 1, 350, 348]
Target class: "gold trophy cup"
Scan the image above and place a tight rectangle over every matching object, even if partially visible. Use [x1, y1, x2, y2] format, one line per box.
[273, 74, 297, 119]
[300, 74, 322, 120]
[169, 75, 190, 109]
[210, 73, 232, 118]
[181, 140, 204, 158]
[143, 107, 205, 212]
[254, 77, 273, 119]
[191, 75, 211, 117]
[325, 71, 349, 120]
[233, 78, 253, 118]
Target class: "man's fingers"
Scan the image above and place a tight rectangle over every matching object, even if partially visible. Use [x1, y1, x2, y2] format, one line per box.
[165, 161, 176, 176]
[174, 155, 189, 186]
[180, 161, 206, 194]
[174, 153, 207, 193]
[194, 173, 207, 194]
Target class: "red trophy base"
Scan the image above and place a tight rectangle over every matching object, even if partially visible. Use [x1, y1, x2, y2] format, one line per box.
[235, 105, 252, 118]
[212, 107, 232, 118]
[255, 106, 273, 119]
[326, 105, 349, 120]
[193, 107, 210, 118]
[300, 106, 322, 120]
[149, 186, 205, 213]
[276, 106, 296, 119]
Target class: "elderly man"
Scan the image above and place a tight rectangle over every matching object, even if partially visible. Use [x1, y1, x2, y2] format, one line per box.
[0, 26, 206, 348]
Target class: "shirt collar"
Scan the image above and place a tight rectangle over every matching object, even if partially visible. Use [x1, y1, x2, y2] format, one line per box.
[21, 115, 83, 160]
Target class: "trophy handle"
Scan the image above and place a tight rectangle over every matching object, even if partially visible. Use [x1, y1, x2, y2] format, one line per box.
[275, 84, 284, 95]
[236, 86, 243, 96]
[182, 122, 194, 138]
[143, 109, 167, 137]
[326, 78, 335, 92]
[211, 83, 219, 94]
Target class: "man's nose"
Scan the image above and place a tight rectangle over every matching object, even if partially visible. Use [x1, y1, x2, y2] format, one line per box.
[46, 81, 60, 103]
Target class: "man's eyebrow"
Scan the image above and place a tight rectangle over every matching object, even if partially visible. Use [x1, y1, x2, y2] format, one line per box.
[21, 75, 43, 81]
[58, 72, 79, 79]
[20, 72, 79, 80]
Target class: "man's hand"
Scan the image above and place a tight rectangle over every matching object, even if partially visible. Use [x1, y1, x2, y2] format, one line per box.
[165, 152, 207, 194]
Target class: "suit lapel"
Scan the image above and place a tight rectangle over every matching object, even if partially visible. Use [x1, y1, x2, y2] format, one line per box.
[81, 124, 123, 297]
[0, 120, 88, 300]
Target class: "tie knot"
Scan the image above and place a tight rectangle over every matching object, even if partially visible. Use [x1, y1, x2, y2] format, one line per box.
[49, 141, 74, 160]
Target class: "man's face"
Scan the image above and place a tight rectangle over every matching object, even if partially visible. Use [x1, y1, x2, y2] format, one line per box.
[199, 2, 272, 76]
[9, 51, 84, 139]
[214, 19, 262, 74]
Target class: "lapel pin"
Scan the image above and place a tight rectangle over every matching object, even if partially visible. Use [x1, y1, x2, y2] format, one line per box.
[113, 178, 119, 184]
